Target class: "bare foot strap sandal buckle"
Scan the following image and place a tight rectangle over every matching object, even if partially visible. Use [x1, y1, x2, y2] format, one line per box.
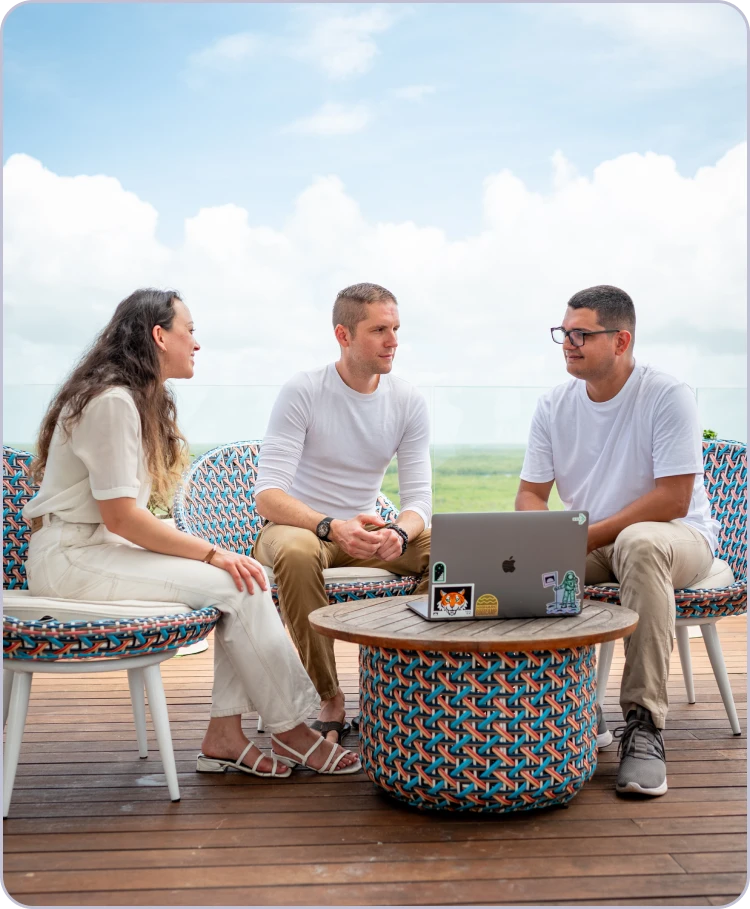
[270, 734, 362, 775]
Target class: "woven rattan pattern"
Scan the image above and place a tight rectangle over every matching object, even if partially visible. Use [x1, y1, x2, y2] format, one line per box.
[173, 440, 419, 604]
[360, 644, 597, 812]
[3, 445, 221, 659]
[586, 440, 747, 620]
[4, 609, 220, 661]
[3, 447, 36, 590]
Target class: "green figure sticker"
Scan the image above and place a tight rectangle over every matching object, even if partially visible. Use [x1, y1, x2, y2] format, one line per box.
[545, 570, 582, 616]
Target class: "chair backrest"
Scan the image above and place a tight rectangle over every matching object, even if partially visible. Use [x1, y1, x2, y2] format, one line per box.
[173, 440, 400, 556]
[703, 439, 746, 579]
[3, 446, 37, 590]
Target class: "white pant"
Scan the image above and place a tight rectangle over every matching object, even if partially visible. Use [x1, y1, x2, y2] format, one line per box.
[26, 517, 320, 733]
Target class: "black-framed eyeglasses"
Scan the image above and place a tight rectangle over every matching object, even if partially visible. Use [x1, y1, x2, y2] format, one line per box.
[550, 327, 621, 348]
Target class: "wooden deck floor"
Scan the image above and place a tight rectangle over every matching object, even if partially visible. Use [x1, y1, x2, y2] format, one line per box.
[3, 616, 747, 906]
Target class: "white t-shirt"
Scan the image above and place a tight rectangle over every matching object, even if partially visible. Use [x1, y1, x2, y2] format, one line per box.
[520, 364, 719, 552]
[255, 363, 432, 524]
[24, 387, 151, 523]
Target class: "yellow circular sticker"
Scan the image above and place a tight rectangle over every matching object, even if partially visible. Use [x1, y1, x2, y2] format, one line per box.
[475, 593, 499, 617]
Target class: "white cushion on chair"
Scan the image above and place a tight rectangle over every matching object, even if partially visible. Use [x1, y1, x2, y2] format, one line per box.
[263, 565, 400, 585]
[592, 558, 735, 592]
[685, 558, 735, 590]
[2, 590, 192, 622]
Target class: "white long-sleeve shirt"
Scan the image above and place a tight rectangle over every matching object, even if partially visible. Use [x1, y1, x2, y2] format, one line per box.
[255, 363, 432, 525]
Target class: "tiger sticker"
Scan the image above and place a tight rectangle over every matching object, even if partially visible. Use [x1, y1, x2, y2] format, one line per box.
[431, 584, 474, 618]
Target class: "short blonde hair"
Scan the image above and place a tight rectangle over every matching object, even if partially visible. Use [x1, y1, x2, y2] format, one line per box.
[332, 283, 397, 335]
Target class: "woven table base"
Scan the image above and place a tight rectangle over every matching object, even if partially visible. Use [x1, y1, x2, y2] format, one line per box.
[360, 644, 598, 813]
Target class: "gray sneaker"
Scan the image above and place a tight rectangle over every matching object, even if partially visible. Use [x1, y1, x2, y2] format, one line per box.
[596, 703, 612, 748]
[614, 706, 668, 797]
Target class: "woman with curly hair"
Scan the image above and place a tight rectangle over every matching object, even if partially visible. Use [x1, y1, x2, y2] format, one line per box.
[24, 288, 360, 777]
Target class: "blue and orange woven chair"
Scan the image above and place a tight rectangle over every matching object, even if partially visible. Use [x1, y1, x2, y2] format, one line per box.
[588, 439, 747, 735]
[173, 440, 421, 730]
[3, 446, 221, 815]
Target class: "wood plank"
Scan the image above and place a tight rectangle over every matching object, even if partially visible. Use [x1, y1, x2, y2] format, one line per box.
[4, 798, 747, 837]
[670, 853, 747, 874]
[4, 833, 745, 873]
[5, 816, 746, 856]
[10, 872, 747, 906]
[6, 784, 748, 819]
[309, 597, 639, 650]
[4, 852, 689, 893]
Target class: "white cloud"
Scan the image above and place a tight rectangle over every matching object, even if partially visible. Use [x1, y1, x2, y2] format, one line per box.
[187, 32, 259, 71]
[563, 2, 746, 68]
[293, 6, 402, 80]
[394, 84, 436, 102]
[283, 102, 371, 136]
[3, 145, 746, 411]
[184, 6, 406, 86]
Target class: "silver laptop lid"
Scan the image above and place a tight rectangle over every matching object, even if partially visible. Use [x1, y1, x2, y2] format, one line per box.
[427, 511, 589, 619]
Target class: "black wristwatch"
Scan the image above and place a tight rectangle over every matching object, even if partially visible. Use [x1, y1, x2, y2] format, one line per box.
[385, 522, 409, 555]
[315, 516, 335, 542]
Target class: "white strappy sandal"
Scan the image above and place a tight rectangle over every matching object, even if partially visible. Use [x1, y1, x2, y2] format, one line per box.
[270, 733, 362, 775]
[196, 742, 292, 778]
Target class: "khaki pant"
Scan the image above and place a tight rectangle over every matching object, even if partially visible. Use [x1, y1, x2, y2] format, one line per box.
[586, 520, 714, 728]
[254, 523, 431, 700]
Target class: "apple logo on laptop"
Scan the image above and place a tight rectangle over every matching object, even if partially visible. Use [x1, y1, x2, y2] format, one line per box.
[502, 556, 515, 573]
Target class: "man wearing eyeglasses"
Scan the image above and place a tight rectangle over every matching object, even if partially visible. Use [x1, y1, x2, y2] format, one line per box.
[516, 285, 719, 798]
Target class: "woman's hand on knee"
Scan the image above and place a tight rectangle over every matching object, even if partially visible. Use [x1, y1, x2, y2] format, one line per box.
[213, 550, 269, 594]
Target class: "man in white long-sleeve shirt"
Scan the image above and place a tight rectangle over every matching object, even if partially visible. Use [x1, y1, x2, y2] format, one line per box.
[254, 283, 432, 743]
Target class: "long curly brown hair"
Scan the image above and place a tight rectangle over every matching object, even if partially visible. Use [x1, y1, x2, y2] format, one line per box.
[33, 288, 190, 507]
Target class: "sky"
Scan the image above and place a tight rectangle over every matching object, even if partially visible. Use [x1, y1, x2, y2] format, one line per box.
[2, 2, 747, 444]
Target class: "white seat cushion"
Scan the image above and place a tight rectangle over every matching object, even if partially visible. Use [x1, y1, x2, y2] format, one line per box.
[263, 565, 400, 585]
[686, 558, 735, 590]
[591, 558, 735, 592]
[2, 590, 192, 622]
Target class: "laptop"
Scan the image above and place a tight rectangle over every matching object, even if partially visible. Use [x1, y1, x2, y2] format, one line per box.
[407, 511, 589, 621]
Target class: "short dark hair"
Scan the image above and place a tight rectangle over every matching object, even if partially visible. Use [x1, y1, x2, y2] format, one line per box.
[566, 285, 635, 336]
[332, 282, 397, 335]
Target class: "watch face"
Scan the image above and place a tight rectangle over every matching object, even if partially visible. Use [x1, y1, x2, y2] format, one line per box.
[317, 521, 329, 538]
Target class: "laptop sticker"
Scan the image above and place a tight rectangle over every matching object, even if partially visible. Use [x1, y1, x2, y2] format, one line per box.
[432, 561, 447, 584]
[542, 571, 558, 588]
[432, 584, 474, 618]
[572, 512, 587, 525]
[545, 570, 582, 615]
[475, 593, 499, 617]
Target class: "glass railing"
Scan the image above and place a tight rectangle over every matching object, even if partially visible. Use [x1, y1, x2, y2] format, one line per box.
[4, 383, 746, 514]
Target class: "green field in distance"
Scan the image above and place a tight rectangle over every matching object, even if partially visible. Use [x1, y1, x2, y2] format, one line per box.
[381, 444, 563, 513]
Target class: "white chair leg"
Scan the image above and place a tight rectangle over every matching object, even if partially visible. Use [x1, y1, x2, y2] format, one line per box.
[700, 623, 741, 736]
[143, 664, 180, 801]
[596, 641, 615, 706]
[127, 668, 149, 758]
[675, 625, 696, 704]
[3, 669, 15, 727]
[257, 714, 265, 733]
[3, 672, 32, 818]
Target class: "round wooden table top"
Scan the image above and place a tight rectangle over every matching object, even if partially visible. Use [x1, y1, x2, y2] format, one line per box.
[309, 595, 638, 652]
